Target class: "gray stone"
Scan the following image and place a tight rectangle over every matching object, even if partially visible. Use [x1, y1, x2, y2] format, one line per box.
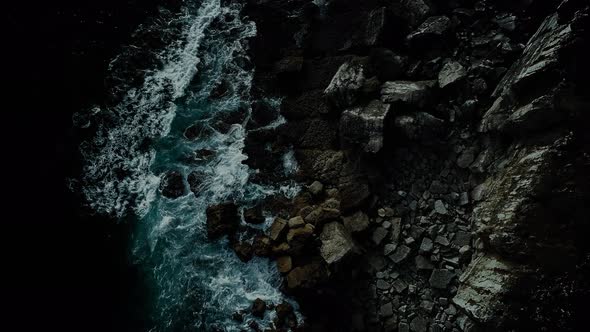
[453, 231, 471, 247]
[429, 269, 455, 289]
[320, 222, 356, 265]
[457, 148, 477, 168]
[459, 192, 469, 206]
[384, 243, 398, 256]
[308, 181, 324, 196]
[324, 59, 367, 108]
[376, 279, 391, 290]
[471, 183, 486, 201]
[399, 322, 410, 332]
[391, 217, 402, 243]
[372, 227, 389, 246]
[416, 255, 435, 270]
[343, 211, 370, 233]
[410, 315, 428, 332]
[389, 245, 411, 263]
[435, 235, 450, 246]
[392, 279, 408, 293]
[380, 302, 394, 317]
[434, 200, 448, 215]
[381, 81, 436, 107]
[419, 237, 434, 253]
[438, 61, 467, 88]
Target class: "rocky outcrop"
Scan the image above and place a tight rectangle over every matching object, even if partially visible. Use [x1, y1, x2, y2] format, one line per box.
[241, 0, 590, 331]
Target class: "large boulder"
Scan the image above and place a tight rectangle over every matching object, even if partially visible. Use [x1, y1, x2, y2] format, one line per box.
[324, 58, 368, 109]
[286, 260, 330, 290]
[206, 203, 240, 239]
[295, 150, 344, 185]
[343, 211, 370, 233]
[320, 222, 357, 264]
[380, 80, 437, 107]
[269, 218, 289, 242]
[159, 171, 185, 199]
[340, 100, 391, 153]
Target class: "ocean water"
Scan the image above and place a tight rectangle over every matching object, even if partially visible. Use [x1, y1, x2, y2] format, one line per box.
[74, 0, 301, 330]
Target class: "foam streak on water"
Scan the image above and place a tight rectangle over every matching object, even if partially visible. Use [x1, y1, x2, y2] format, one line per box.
[76, 0, 301, 331]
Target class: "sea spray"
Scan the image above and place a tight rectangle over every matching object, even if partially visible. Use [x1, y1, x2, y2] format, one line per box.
[75, 0, 301, 330]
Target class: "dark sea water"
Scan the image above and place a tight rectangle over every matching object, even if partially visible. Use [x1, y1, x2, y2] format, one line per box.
[73, 1, 301, 331]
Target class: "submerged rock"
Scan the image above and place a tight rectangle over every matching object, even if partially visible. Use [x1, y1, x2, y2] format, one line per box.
[160, 171, 185, 199]
[206, 203, 240, 240]
[251, 298, 267, 318]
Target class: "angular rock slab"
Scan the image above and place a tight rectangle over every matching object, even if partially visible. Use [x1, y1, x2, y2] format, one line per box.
[320, 222, 357, 265]
[480, 13, 574, 134]
[324, 58, 367, 109]
[340, 100, 391, 153]
[453, 255, 521, 323]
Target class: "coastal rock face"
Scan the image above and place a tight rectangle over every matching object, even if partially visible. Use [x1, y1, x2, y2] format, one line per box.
[479, 12, 574, 135]
[340, 100, 391, 153]
[453, 255, 521, 323]
[242, 0, 590, 331]
[320, 222, 356, 265]
[206, 203, 240, 240]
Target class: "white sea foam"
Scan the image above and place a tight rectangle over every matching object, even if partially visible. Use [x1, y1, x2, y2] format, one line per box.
[77, 1, 303, 331]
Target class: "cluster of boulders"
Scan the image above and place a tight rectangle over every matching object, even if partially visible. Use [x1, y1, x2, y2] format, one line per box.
[201, 0, 590, 331]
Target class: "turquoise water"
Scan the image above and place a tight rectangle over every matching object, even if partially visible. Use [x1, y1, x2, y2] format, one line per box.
[75, 1, 301, 330]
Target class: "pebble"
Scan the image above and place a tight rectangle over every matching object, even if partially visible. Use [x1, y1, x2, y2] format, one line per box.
[419, 237, 434, 253]
[434, 200, 448, 215]
[384, 243, 398, 255]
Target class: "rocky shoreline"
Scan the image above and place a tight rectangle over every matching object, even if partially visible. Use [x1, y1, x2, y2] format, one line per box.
[190, 0, 590, 331]
[154, 0, 590, 330]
